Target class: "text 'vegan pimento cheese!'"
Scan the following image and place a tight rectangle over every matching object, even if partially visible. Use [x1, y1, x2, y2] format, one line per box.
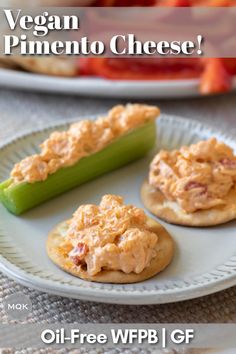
[62, 195, 158, 276]
[149, 138, 236, 213]
[11, 104, 159, 184]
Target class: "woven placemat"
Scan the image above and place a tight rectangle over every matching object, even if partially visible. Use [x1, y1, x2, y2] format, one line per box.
[1, 273, 236, 324]
[0, 88, 236, 329]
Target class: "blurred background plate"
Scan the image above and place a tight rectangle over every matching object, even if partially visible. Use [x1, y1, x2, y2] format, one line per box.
[0, 68, 236, 98]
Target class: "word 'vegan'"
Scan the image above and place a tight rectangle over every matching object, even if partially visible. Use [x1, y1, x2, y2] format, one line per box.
[3, 10, 202, 56]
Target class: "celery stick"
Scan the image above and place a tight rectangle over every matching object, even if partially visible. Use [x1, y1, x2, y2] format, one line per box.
[0, 121, 156, 215]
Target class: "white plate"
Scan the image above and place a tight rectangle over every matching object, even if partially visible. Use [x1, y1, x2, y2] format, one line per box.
[0, 68, 236, 98]
[0, 115, 236, 305]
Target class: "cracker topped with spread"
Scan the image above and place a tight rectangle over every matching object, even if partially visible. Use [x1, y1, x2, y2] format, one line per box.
[47, 195, 174, 283]
[141, 138, 236, 227]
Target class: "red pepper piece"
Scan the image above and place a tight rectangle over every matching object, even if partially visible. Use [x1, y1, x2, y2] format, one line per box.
[70, 242, 89, 266]
[200, 59, 232, 95]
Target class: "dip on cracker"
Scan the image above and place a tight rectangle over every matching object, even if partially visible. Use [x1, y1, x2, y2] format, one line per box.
[47, 195, 174, 283]
[141, 138, 236, 227]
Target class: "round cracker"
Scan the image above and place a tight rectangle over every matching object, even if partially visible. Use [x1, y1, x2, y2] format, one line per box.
[46, 218, 174, 284]
[141, 179, 236, 227]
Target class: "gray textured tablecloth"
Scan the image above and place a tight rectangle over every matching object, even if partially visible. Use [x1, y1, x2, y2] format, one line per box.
[0, 88, 236, 329]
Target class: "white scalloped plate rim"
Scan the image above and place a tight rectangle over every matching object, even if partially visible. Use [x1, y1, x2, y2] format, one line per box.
[0, 114, 236, 305]
[0, 68, 236, 98]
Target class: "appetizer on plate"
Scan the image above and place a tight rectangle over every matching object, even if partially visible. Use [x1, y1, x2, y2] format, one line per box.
[47, 194, 174, 283]
[1, 58, 234, 96]
[80, 58, 233, 96]
[141, 137, 236, 226]
[0, 104, 159, 215]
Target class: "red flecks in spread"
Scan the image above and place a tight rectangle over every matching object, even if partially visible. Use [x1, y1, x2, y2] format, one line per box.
[65, 195, 158, 275]
[220, 158, 236, 168]
[185, 181, 207, 192]
[70, 242, 89, 266]
[149, 138, 236, 213]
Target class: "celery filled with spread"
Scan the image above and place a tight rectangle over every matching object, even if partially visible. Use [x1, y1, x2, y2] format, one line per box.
[0, 104, 159, 215]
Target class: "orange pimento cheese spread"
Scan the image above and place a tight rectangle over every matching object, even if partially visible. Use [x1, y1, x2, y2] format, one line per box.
[11, 104, 159, 184]
[149, 138, 236, 213]
[64, 195, 158, 276]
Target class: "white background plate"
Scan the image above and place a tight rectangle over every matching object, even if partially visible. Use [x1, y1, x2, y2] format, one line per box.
[0, 68, 236, 98]
[0, 115, 236, 305]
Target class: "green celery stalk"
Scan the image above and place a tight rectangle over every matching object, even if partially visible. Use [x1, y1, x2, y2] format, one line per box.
[0, 121, 156, 215]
